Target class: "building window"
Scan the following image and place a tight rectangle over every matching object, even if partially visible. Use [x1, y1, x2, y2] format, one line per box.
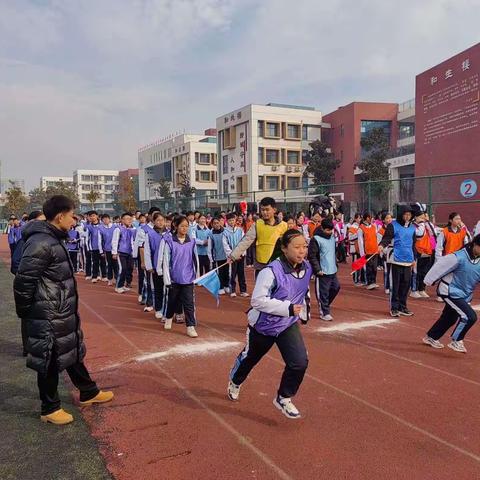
[258, 176, 264, 190]
[287, 124, 300, 139]
[340, 124, 344, 137]
[286, 150, 301, 165]
[360, 120, 392, 158]
[222, 155, 229, 174]
[93, 184, 102, 190]
[196, 152, 211, 164]
[223, 179, 228, 194]
[340, 150, 344, 161]
[195, 171, 211, 182]
[258, 147, 264, 163]
[287, 176, 300, 189]
[81, 175, 91, 181]
[265, 122, 280, 138]
[302, 125, 308, 140]
[265, 149, 280, 164]
[399, 122, 415, 139]
[105, 175, 113, 181]
[265, 176, 279, 190]
[257, 121, 264, 138]
[302, 173, 309, 189]
[302, 150, 309, 164]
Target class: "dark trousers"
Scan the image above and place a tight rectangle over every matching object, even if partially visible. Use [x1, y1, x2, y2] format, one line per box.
[117, 253, 133, 288]
[21, 318, 28, 355]
[85, 250, 92, 277]
[198, 255, 211, 277]
[105, 251, 118, 280]
[165, 283, 196, 326]
[336, 242, 347, 263]
[215, 260, 229, 289]
[351, 253, 365, 284]
[91, 249, 101, 279]
[416, 256, 433, 292]
[315, 274, 340, 315]
[390, 264, 412, 311]
[230, 323, 308, 398]
[69, 251, 78, 273]
[246, 244, 255, 266]
[152, 272, 165, 313]
[99, 254, 107, 278]
[383, 258, 391, 291]
[427, 297, 477, 341]
[230, 257, 247, 293]
[365, 254, 378, 285]
[137, 262, 145, 295]
[144, 271, 154, 307]
[9, 243, 15, 258]
[37, 355, 99, 415]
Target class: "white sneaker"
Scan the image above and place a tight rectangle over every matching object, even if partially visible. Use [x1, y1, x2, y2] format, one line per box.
[385, 289, 390, 295]
[230, 292, 237, 298]
[91, 278, 98, 283]
[224, 287, 231, 294]
[273, 395, 301, 419]
[85, 276, 92, 281]
[102, 278, 108, 282]
[164, 318, 173, 330]
[448, 340, 467, 353]
[410, 291, 422, 299]
[138, 295, 143, 303]
[320, 314, 333, 321]
[366, 284, 377, 290]
[436, 296, 443, 303]
[422, 336, 444, 349]
[155, 311, 163, 320]
[227, 380, 241, 401]
[107, 281, 113, 286]
[419, 291, 430, 298]
[218, 289, 226, 295]
[115, 287, 125, 294]
[186, 326, 198, 338]
[123, 286, 131, 292]
[240, 292, 250, 297]
[143, 306, 153, 312]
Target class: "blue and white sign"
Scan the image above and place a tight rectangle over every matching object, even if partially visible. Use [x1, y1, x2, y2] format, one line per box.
[460, 179, 477, 198]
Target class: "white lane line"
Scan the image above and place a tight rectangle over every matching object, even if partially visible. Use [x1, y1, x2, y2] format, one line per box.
[80, 301, 293, 480]
[136, 341, 240, 362]
[200, 321, 480, 464]
[316, 319, 398, 333]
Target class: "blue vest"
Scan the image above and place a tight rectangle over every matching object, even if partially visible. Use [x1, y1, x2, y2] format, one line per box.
[99, 224, 117, 251]
[392, 221, 415, 263]
[314, 234, 337, 275]
[165, 235, 196, 284]
[211, 230, 226, 261]
[148, 229, 164, 268]
[223, 227, 243, 251]
[255, 259, 312, 336]
[449, 249, 480, 301]
[86, 223, 101, 250]
[195, 226, 211, 256]
[67, 228, 80, 251]
[118, 226, 134, 255]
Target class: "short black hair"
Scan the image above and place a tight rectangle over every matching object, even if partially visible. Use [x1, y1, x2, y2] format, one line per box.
[101, 213, 111, 220]
[28, 210, 43, 221]
[152, 212, 165, 222]
[281, 229, 304, 248]
[121, 212, 132, 218]
[226, 212, 236, 220]
[148, 206, 160, 215]
[259, 197, 276, 208]
[87, 210, 98, 216]
[321, 218, 334, 230]
[43, 195, 75, 221]
[186, 211, 194, 217]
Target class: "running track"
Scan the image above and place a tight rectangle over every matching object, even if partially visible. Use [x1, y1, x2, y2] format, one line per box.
[3, 238, 480, 479]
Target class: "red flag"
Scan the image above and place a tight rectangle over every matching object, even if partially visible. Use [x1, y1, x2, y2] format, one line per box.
[351, 255, 367, 272]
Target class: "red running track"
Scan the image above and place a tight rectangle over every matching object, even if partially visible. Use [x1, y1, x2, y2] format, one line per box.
[3, 238, 480, 479]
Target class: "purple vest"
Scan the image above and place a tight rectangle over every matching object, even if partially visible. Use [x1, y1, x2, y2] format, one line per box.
[86, 223, 101, 250]
[255, 259, 312, 336]
[148, 229, 164, 268]
[165, 235, 196, 284]
[67, 228, 80, 251]
[99, 224, 117, 251]
[118, 226, 134, 255]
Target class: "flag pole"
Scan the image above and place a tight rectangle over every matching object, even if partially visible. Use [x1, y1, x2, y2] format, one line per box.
[349, 253, 378, 276]
[194, 261, 230, 284]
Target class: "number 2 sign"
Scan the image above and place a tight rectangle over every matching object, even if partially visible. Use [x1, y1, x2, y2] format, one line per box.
[460, 179, 478, 198]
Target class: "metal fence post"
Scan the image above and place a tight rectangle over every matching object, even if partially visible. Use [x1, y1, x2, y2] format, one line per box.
[367, 181, 372, 213]
[427, 176, 432, 215]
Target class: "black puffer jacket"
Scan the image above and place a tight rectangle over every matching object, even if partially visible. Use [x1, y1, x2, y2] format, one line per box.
[13, 221, 86, 375]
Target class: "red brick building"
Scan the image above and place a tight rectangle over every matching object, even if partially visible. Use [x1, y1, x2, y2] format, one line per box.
[323, 102, 398, 184]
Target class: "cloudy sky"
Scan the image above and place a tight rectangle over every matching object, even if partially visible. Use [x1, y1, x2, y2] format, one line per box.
[1, 0, 479, 190]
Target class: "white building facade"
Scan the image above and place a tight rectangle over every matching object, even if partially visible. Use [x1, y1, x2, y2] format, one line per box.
[73, 169, 119, 212]
[138, 130, 217, 203]
[40, 176, 74, 190]
[216, 103, 325, 202]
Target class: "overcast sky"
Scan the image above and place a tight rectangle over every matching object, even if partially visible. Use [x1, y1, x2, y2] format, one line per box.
[1, 0, 479, 190]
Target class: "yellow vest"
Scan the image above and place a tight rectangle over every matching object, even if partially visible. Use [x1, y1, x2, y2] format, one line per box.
[255, 219, 288, 264]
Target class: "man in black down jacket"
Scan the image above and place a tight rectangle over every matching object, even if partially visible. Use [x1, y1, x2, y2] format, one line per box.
[13, 195, 113, 425]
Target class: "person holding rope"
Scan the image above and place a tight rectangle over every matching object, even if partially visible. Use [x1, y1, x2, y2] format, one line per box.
[378, 204, 416, 317]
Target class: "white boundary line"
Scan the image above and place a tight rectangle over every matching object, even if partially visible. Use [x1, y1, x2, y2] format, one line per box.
[80, 300, 294, 480]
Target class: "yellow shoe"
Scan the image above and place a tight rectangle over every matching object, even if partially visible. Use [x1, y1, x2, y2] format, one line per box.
[79, 390, 114, 406]
[40, 409, 74, 425]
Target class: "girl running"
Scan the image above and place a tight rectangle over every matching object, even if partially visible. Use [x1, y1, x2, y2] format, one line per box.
[423, 234, 480, 353]
[227, 229, 311, 419]
[162, 215, 199, 338]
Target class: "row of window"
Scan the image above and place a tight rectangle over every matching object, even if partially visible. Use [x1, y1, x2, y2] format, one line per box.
[257, 121, 302, 140]
[195, 170, 217, 183]
[81, 175, 117, 182]
[195, 152, 217, 165]
[150, 145, 187, 163]
[81, 184, 116, 191]
[258, 148, 302, 165]
[221, 175, 306, 194]
[81, 193, 114, 201]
